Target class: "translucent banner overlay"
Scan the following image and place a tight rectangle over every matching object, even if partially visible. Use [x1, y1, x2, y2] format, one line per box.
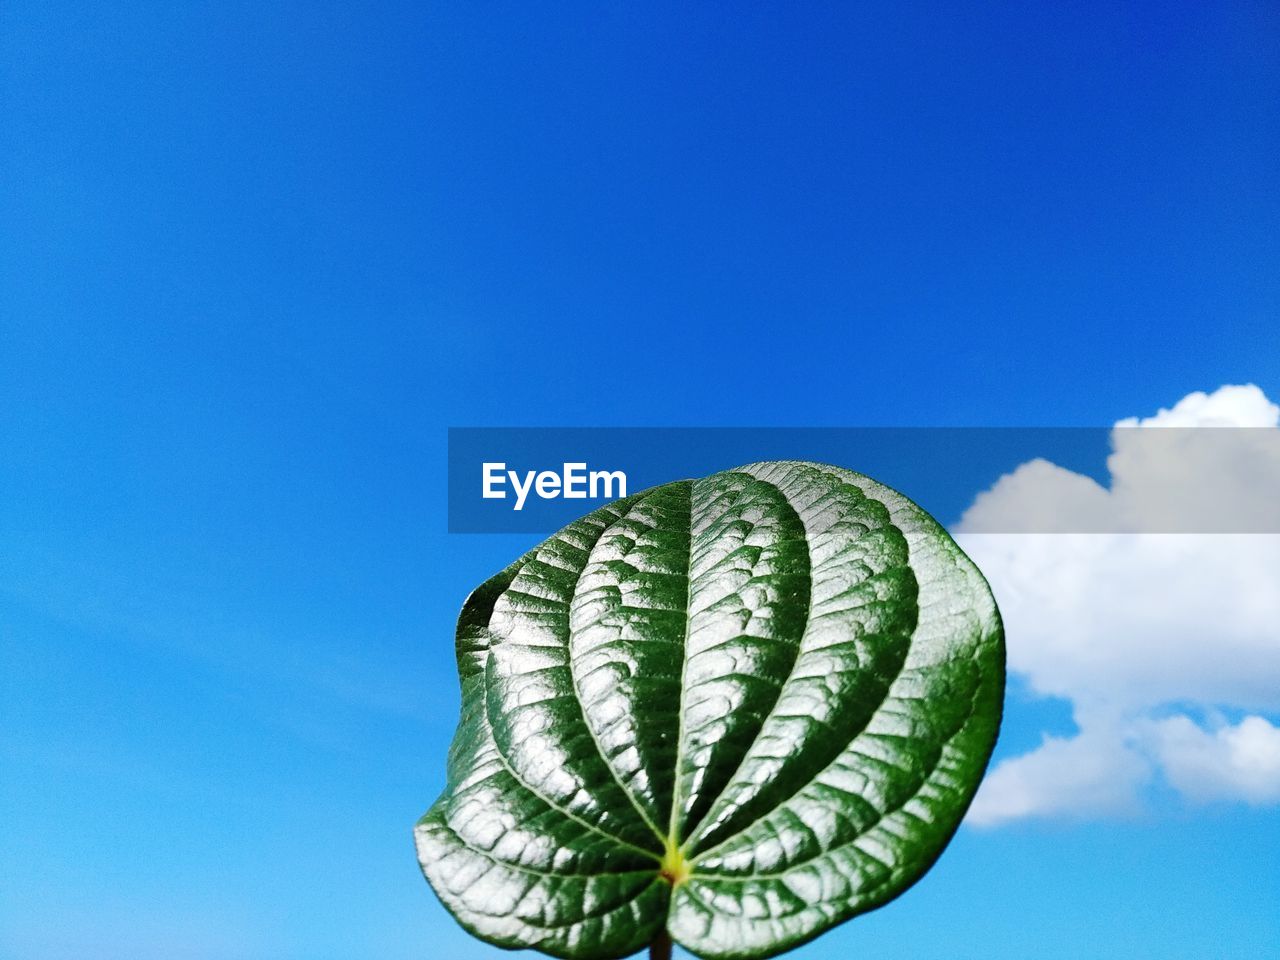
[447, 427, 1280, 534]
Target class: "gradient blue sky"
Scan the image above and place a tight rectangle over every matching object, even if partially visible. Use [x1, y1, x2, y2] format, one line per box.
[3, 3, 1279, 958]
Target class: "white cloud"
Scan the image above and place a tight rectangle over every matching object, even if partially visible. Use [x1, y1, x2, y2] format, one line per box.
[960, 384, 1280, 535]
[955, 384, 1280, 826]
[966, 717, 1149, 826]
[1148, 714, 1280, 806]
[1116, 383, 1279, 428]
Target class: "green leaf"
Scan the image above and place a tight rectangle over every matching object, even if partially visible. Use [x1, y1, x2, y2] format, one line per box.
[416, 461, 1004, 960]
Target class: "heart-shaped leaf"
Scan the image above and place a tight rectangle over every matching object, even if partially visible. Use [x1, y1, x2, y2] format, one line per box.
[416, 461, 1004, 960]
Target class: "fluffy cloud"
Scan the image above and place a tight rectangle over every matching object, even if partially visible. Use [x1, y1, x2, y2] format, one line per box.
[960, 384, 1280, 534]
[956, 384, 1280, 826]
[966, 717, 1151, 824]
[1149, 714, 1280, 806]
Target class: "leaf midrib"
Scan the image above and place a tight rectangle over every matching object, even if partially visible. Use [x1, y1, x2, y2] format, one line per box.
[563, 490, 673, 848]
[664, 478, 697, 854]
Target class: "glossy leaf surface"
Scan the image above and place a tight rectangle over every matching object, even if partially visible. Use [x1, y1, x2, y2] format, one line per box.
[416, 461, 1004, 960]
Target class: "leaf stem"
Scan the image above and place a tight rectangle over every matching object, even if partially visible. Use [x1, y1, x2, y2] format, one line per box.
[649, 929, 672, 960]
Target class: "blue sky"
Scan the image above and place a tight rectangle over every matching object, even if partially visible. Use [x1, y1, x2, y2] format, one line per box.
[2, 2, 1279, 958]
